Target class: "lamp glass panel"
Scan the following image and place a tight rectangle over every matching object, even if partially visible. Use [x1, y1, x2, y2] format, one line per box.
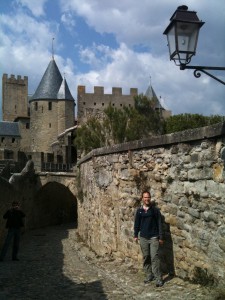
[176, 22, 199, 52]
[167, 26, 176, 58]
[176, 22, 200, 63]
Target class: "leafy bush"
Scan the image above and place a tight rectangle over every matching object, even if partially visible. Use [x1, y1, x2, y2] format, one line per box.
[75, 99, 225, 155]
[165, 114, 224, 134]
[75, 95, 165, 154]
[75, 117, 105, 154]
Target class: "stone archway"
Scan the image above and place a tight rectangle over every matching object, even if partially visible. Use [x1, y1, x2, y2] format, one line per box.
[29, 182, 77, 229]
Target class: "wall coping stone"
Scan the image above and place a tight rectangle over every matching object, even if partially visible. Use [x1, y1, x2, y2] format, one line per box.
[77, 122, 225, 166]
[38, 172, 76, 177]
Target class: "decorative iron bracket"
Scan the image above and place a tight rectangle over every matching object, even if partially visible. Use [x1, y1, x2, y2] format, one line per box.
[180, 65, 225, 85]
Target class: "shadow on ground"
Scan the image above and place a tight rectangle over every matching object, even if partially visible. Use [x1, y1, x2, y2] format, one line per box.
[0, 223, 108, 300]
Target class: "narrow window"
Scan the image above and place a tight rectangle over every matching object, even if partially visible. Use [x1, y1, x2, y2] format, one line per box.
[26, 123, 30, 129]
[48, 102, 52, 110]
[35, 102, 38, 111]
[12, 138, 15, 143]
[120, 104, 123, 107]
[42, 106, 43, 113]
[94, 102, 96, 106]
[1, 137, 5, 143]
[83, 102, 86, 105]
[102, 103, 104, 106]
[49, 123, 51, 128]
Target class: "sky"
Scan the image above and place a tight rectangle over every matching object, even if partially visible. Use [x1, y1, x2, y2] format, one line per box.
[0, 0, 225, 119]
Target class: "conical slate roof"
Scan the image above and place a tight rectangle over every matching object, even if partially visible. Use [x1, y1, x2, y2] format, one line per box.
[57, 77, 74, 101]
[145, 83, 164, 110]
[30, 59, 63, 101]
[145, 84, 158, 100]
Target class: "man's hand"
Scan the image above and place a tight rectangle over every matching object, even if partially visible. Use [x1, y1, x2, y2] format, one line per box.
[134, 237, 138, 243]
[159, 239, 164, 245]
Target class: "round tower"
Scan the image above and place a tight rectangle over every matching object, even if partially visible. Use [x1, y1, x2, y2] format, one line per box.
[29, 59, 75, 154]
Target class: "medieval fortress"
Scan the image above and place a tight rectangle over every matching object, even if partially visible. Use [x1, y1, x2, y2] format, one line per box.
[0, 58, 170, 170]
[1, 59, 225, 286]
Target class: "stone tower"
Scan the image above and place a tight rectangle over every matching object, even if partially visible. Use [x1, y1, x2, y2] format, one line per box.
[29, 58, 75, 153]
[2, 74, 28, 121]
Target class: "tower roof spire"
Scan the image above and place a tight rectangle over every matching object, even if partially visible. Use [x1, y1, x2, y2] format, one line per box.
[30, 59, 62, 101]
[52, 37, 55, 60]
[145, 77, 164, 110]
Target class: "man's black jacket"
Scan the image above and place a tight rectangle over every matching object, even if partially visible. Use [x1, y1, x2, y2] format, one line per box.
[134, 205, 163, 240]
[3, 209, 25, 229]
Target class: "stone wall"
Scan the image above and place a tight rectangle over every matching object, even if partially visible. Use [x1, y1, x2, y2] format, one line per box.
[29, 99, 75, 155]
[18, 118, 31, 152]
[57, 100, 75, 135]
[77, 85, 138, 125]
[77, 122, 225, 282]
[2, 74, 28, 122]
[0, 136, 20, 151]
[30, 100, 60, 153]
[0, 171, 78, 248]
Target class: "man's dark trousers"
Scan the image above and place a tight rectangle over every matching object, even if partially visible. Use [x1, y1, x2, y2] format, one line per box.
[0, 228, 21, 260]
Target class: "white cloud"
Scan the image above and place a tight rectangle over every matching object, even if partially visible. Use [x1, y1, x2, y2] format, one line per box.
[61, 11, 76, 32]
[16, 0, 48, 17]
[0, 0, 224, 119]
[74, 42, 224, 115]
[78, 43, 113, 69]
[60, 0, 225, 59]
[0, 10, 60, 94]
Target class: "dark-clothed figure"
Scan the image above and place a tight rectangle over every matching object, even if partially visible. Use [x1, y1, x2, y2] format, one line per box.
[134, 191, 164, 287]
[0, 201, 25, 261]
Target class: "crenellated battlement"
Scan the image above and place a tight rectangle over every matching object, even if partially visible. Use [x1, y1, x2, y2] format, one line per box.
[77, 85, 138, 96]
[3, 73, 28, 84]
[77, 85, 138, 125]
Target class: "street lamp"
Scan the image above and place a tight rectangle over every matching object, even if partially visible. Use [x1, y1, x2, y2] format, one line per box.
[163, 5, 225, 85]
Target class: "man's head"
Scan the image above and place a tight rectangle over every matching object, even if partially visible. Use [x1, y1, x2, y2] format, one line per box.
[12, 201, 19, 209]
[141, 191, 151, 206]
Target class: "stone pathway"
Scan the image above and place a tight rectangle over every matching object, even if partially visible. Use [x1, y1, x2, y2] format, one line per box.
[0, 224, 218, 299]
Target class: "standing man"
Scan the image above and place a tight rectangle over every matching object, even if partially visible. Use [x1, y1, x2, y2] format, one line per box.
[134, 191, 164, 287]
[0, 201, 26, 261]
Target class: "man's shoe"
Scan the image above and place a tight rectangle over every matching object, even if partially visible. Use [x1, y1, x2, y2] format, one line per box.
[144, 274, 155, 284]
[12, 258, 19, 261]
[156, 280, 164, 287]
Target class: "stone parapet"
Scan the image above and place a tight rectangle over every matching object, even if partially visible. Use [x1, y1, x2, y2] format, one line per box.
[78, 122, 225, 166]
[77, 121, 225, 282]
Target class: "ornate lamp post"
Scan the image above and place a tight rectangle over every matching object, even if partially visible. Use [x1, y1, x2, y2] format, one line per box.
[163, 5, 225, 85]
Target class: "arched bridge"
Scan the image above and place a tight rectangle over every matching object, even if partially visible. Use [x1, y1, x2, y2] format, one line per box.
[37, 171, 77, 195]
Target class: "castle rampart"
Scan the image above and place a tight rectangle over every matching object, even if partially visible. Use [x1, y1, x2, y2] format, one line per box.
[77, 122, 225, 282]
[77, 85, 138, 125]
[2, 74, 28, 83]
